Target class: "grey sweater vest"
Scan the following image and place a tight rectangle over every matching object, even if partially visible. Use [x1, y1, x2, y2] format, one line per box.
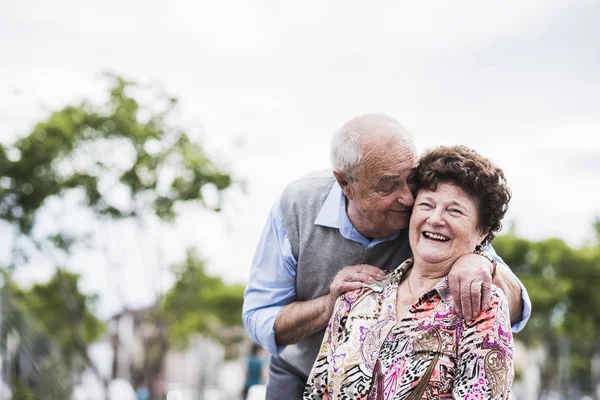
[278, 174, 412, 376]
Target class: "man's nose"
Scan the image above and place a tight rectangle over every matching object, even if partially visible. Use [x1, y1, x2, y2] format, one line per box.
[396, 187, 414, 207]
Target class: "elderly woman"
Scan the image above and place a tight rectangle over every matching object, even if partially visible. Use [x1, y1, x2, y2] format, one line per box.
[304, 145, 514, 399]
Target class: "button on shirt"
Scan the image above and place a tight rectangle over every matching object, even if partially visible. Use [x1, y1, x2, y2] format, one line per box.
[242, 182, 532, 356]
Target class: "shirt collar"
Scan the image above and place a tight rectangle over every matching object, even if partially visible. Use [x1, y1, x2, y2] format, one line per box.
[315, 181, 400, 247]
[314, 182, 401, 247]
[314, 181, 343, 228]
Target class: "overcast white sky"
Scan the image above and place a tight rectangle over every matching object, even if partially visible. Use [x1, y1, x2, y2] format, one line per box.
[1, 0, 599, 318]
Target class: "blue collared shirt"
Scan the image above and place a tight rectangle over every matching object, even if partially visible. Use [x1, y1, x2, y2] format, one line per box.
[242, 182, 532, 356]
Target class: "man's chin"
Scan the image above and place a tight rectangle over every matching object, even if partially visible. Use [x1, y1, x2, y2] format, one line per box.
[388, 214, 410, 229]
[387, 221, 410, 232]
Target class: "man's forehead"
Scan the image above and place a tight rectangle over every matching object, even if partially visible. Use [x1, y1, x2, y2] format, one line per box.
[357, 139, 417, 176]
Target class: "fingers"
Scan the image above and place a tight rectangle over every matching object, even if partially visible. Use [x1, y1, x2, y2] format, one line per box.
[353, 264, 387, 279]
[481, 281, 492, 312]
[449, 274, 463, 319]
[334, 281, 364, 294]
[330, 264, 386, 298]
[335, 271, 375, 287]
[466, 281, 494, 321]
[469, 280, 482, 320]
[449, 254, 495, 323]
[461, 285, 473, 323]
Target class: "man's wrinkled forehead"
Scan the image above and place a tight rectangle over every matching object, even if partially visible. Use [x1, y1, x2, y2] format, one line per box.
[359, 135, 417, 165]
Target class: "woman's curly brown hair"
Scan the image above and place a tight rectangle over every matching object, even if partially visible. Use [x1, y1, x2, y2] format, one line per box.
[416, 145, 511, 245]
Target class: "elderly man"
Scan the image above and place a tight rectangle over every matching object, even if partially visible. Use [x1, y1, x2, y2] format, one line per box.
[243, 114, 531, 399]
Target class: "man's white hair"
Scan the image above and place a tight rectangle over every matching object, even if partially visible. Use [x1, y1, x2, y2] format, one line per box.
[330, 113, 414, 179]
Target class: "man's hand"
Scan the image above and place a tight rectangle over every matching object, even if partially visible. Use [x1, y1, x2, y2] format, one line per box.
[448, 253, 494, 323]
[329, 264, 387, 300]
[274, 264, 386, 346]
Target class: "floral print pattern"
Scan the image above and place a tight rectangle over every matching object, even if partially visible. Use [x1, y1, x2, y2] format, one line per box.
[304, 258, 514, 399]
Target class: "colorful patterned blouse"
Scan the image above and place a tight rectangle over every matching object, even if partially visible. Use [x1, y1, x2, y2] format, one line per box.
[304, 258, 514, 400]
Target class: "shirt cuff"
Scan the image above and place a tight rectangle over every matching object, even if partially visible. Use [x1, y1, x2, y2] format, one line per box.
[488, 248, 532, 333]
[511, 278, 532, 333]
[246, 305, 287, 356]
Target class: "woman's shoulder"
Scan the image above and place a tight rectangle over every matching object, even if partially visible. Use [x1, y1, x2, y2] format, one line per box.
[337, 286, 382, 316]
[490, 284, 510, 306]
[460, 284, 513, 354]
[463, 284, 512, 333]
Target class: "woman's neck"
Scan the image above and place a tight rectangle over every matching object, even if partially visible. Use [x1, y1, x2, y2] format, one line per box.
[408, 257, 455, 295]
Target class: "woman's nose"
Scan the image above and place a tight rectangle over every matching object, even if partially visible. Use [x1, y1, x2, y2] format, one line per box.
[428, 208, 445, 225]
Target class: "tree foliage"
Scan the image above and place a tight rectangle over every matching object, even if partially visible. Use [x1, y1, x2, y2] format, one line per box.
[494, 229, 600, 395]
[162, 249, 245, 349]
[0, 74, 231, 248]
[0, 75, 235, 399]
[6, 270, 104, 366]
[2, 270, 95, 398]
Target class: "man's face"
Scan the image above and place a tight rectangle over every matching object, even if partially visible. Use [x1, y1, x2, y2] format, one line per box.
[343, 136, 418, 238]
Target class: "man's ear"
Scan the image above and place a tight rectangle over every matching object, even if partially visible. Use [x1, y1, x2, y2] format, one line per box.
[333, 170, 353, 200]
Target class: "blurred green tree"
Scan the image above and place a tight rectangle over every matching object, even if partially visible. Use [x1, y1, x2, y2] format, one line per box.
[8, 270, 104, 369]
[0, 74, 230, 241]
[163, 249, 245, 347]
[2, 270, 98, 399]
[127, 250, 245, 393]
[495, 228, 600, 396]
[0, 74, 234, 399]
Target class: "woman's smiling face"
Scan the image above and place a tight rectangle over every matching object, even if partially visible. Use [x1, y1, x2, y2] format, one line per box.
[409, 182, 487, 267]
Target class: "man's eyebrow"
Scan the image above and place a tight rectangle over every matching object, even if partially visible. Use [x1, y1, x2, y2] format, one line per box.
[377, 175, 400, 183]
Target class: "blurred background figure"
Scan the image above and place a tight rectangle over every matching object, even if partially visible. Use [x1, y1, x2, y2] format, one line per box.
[242, 343, 267, 400]
[135, 381, 150, 400]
